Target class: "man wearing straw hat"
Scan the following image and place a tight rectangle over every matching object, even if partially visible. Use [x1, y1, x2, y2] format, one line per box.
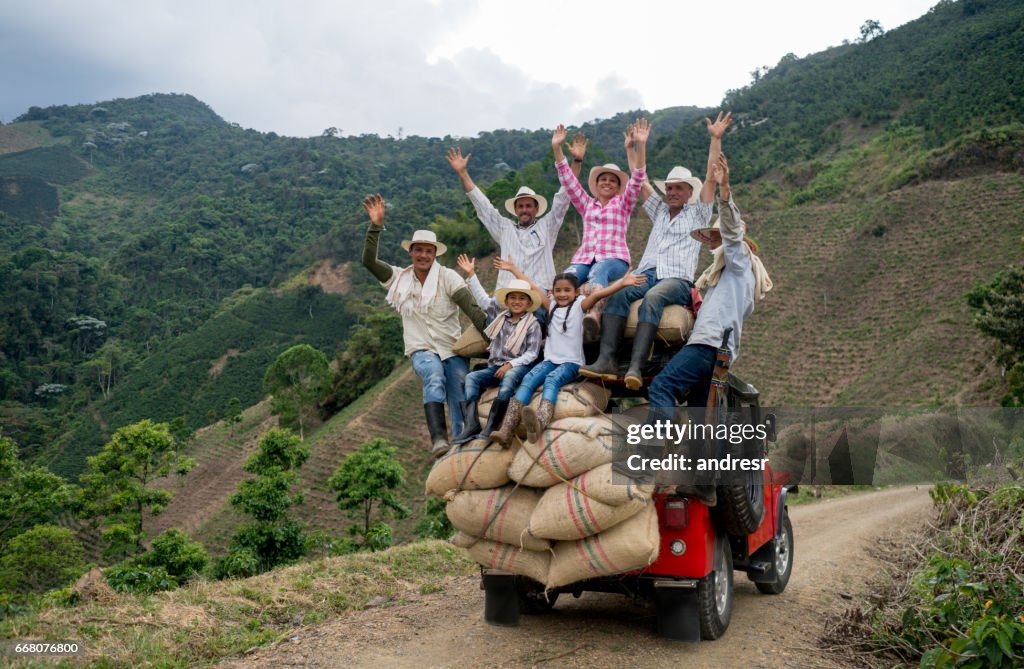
[361, 194, 488, 458]
[445, 138, 585, 296]
[582, 113, 731, 389]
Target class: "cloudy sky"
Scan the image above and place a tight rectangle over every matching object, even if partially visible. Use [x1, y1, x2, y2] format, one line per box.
[1, 0, 938, 138]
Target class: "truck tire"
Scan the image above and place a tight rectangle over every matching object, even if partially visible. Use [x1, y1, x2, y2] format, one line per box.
[716, 468, 765, 536]
[756, 511, 794, 595]
[697, 533, 734, 640]
[516, 577, 558, 614]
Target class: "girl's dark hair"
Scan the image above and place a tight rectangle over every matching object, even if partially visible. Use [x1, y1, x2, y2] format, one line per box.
[550, 273, 580, 333]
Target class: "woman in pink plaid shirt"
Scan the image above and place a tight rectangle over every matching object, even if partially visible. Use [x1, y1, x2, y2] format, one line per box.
[552, 118, 649, 340]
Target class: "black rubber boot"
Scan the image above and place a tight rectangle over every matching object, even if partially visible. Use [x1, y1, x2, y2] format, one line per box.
[424, 402, 451, 458]
[451, 399, 481, 445]
[624, 322, 658, 390]
[580, 314, 627, 381]
[478, 398, 509, 443]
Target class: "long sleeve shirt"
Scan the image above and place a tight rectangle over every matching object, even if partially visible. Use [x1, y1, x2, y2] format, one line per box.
[635, 194, 712, 281]
[468, 276, 541, 368]
[466, 186, 570, 291]
[555, 158, 645, 266]
[685, 197, 755, 364]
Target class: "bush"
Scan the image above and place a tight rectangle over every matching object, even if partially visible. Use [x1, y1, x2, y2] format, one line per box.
[414, 497, 453, 540]
[364, 523, 393, 552]
[213, 547, 260, 580]
[229, 519, 307, 572]
[139, 529, 209, 584]
[104, 563, 177, 594]
[0, 525, 85, 594]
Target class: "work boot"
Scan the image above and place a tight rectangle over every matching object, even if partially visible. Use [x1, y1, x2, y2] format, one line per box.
[450, 399, 481, 445]
[675, 484, 717, 507]
[424, 402, 451, 458]
[523, 399, 555, 443]
[582, 287, 606, 343]
[624, 322, 658, 391]
[580, 314, 626, 381]
[490, 398, 524, 447]
[478, 398, 508, 443]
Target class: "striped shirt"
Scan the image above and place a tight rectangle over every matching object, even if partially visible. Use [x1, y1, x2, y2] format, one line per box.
[467, 275, 542, 368]
[635, 195, 713, 281]
[555, 159, 645, 266]
[466, 186, 571, 291]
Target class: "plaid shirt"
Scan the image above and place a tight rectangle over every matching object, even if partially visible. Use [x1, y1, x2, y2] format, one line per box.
[556, 159, 645, 266]
[636, 194, 713, 281]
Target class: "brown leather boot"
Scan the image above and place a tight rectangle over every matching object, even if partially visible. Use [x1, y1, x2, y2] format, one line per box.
[523, 399, 555, 443]
[490, 398, 524, 447]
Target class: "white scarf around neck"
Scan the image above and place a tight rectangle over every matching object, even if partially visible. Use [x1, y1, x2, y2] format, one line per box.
[386, 262, 440, 315]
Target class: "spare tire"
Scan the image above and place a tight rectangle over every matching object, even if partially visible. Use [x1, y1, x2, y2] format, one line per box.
[716, 468, 765, 535]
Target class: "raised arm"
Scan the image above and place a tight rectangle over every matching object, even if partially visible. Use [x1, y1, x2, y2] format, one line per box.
[618, 117, 649, 212]
[361, 194, 393, 283]
[566, 132, 587, 180]
[445, 147, 476, 193]
[625, 122, 654, 202]
[581, 271, 646, 312]
[714, 154, 750, 272]
[702, 111, 731, 203]
[553, 124, 592, 214]
[494, 257, 551, 312]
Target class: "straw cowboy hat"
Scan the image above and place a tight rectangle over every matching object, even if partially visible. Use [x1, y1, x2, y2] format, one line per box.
[691, 219, 760, 254]
[494, 279, 543, 312]
[401, 230, 447, 256]
[504, 186, 548, 217]
[654, 166, 703, 204]
[588, 163, 629, 197]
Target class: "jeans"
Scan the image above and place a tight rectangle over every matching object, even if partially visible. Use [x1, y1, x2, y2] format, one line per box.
[605, 268, 694, 324]
[514, 360, 581, 405]
[646, 344, 716, 423]
[464, 363, 532, 402]
[410, 350, 469, 433]
[565, 258, 628, 288]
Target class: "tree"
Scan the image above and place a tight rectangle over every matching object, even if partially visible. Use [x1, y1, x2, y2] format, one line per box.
[859, 19, 884, 43]
[0, 525, 85, 594]
[138, 529, 209, 584]
[0, 436, 73, 545]
[77, 420, 195, 559]
[328, 312, 404, 411]
[328, 438, 409, 545]
[263, 345, 331, 439]
[225, 397, 243, 434]
[967, 265, 1024, 406]
[226, 428, 310, 572]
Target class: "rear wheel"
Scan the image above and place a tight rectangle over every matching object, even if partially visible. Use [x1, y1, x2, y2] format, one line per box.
[756, 511, 794, 595]
[697, 533, 734, 640]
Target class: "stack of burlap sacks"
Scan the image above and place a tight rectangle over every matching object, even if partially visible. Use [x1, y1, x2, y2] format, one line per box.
[429, 303, 694, 589]
[425, 380, 661, 590]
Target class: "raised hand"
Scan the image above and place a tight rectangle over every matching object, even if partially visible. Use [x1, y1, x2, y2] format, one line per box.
[632, 117, 651, 144]
[493, 257, 522, 278]
[456, 253, 476, 277]
[567, 133, 588, 161]
[705, 111, 732, 139]
[445, 146, 471, 174]
[623, 123, 634, 152]
[551, 124, 568, 149]
[362, 194, 386, 228]
[713, 152, 730, 185]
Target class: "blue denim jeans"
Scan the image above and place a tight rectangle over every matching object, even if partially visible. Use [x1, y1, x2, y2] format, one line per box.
[605, 268, 694, 324]
[410, 351, 469, 433]
[565, 258, 628, 288]
[646, 344, 716, 423]
[514, 360, 581, 405]
[464, 363, 532, 402]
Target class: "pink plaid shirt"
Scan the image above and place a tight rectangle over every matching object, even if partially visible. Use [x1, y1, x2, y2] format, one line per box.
[556, 158, 645, 266]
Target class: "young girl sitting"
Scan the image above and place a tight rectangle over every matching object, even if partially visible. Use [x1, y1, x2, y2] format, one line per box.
[452, 257, 544, 445]
[551, 119, 649, 341]
[490, 265, 645, 445]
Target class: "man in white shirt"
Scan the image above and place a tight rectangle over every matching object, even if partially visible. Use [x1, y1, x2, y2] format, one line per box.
[445, 138, 586, 297]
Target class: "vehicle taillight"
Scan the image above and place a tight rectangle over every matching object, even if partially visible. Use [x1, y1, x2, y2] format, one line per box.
[664, 497, 688, 529]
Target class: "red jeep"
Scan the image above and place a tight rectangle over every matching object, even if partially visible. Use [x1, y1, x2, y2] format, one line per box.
[480, 373, 795, 642]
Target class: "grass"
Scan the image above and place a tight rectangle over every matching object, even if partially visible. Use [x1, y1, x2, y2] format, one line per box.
[0, 540, 475, 668]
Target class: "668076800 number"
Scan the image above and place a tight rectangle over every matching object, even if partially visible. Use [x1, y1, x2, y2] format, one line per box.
[1, 641, 83, 656]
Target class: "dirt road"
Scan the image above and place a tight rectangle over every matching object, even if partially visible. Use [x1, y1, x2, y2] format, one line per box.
[221, 487, 932, 669]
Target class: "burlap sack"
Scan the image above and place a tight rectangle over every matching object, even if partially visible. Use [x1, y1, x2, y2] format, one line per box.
[425, 440, 516, 496]
[453, 325, 488, 358]
[467, 538, 551, 585]
[529, 485, 646, 541]
[508, 415, 619, 487]
[624, 302, 694, 344]
[446, 485, 550, 552]
[449, 531, 478, 549]
[479, 382, 609, 422]
[546, 505, 660, 589]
